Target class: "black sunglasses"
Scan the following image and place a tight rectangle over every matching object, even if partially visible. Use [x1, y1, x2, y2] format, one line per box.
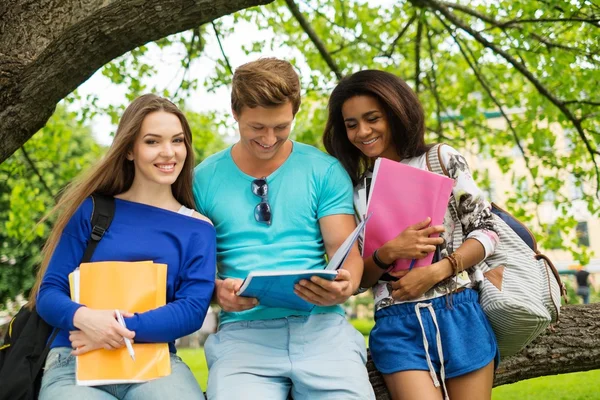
[251, 177, 272, 226]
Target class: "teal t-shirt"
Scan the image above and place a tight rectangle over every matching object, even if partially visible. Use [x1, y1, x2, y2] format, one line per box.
[193, 141, 354, 325]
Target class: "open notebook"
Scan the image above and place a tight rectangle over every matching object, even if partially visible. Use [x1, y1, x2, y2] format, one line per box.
[236, 216, 370, 311]
[69, 261, 170, 386]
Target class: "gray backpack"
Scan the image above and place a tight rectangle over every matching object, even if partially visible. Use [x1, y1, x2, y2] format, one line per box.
[426, 144, 566, 357]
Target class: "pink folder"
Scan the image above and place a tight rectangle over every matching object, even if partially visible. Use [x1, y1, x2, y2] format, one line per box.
[363, 158, 454, 271]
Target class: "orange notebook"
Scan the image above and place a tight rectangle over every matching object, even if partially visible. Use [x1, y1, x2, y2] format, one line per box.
[69, 261, 170, 386]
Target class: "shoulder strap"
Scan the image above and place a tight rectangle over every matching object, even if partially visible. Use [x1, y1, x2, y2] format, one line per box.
[425, 143, 449, 176]
[81, 194, 115, 263]
[426, 144, 465, 254]
[34, 195, 115, 373]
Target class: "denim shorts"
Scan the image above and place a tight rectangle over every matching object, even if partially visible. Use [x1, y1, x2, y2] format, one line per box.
[204, 312, 375, 400]
[39, 347, 204, 400]
[369, 288, 499, 379]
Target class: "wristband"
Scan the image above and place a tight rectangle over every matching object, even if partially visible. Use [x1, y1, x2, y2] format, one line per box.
[373, 249, 394, 270]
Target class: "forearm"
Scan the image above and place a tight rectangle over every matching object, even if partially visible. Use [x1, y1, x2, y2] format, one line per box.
[342, 250, 364, 294]
[360, 256, 388, 288]
[360, 242, 400, 288]
[124, 296, 210, 343]
[430, 238, 487, 283]
[37, 287, 84, 331]
[125, 276, 215, 343]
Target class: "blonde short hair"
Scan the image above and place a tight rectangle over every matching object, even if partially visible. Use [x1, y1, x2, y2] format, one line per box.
[231, 58, 301, 116]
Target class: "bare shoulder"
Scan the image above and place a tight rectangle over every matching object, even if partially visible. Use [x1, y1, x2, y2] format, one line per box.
[191, 211, 213, 225]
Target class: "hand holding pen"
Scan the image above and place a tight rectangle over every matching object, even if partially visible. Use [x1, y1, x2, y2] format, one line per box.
[115, 309, 136, 361]
[70, 308, 136, 356]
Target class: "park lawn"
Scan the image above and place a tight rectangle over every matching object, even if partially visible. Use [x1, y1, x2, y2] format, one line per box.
[179, 347, 600, 399]
[178, 348, 209, 390]
[492, 369, 600, 400]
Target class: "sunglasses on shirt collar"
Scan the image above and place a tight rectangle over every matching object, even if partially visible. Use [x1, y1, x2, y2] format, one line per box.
[251, 177, 272, 226]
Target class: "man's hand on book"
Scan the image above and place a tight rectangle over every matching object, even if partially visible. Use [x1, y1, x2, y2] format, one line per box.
[378, 218, 445, 263]
[294, 269, 354, 306]
[217, 278, 259, 312]
[72, 308, 135, 353]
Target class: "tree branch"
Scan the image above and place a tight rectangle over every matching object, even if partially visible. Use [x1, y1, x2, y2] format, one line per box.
[440, 1, 600, 28]
[173, 27, 201, 99]
[414, 15, 423, 93]
[20, 147, 55, 200]
[439, 1, 496, 25]
[384, 14, 417, 58]
[0, 0, 275, 163]
[284, 0, 342, 80]
[441, 1, 597, 57]
[423, 0, 600, 198]
[212, 21, 233, 75]
[436, 16, 542, 201]
[426, 127, 455, 143]
[424, 20, 443, 139]
[564, 100, 600, 106]
[497, 17, 600, 28]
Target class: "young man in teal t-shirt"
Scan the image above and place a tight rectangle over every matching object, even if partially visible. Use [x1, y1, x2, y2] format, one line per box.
[193, 58, 374, 399]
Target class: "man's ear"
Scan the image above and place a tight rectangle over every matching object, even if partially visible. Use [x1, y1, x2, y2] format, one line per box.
[232, 109, 239, 122]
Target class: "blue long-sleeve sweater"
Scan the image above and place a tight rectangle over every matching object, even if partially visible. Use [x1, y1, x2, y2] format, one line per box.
[37, 197, 216, 353]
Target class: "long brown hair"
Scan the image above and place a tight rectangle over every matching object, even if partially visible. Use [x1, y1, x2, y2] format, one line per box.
[323, 70, 428, 185]
[28, 94, 196, 307]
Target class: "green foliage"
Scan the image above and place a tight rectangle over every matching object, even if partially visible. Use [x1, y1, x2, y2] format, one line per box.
[186, 111, 228, 164]
[8, 0, 598, 293]
[76, 0, 599, 262]
[0, 104, 229, 300]
[0, 106, 103, 303]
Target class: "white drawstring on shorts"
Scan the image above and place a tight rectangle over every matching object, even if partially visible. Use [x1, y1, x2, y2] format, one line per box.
[415, 302, 449, 400]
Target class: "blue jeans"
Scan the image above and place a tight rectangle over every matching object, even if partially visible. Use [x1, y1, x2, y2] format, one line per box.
[578, 286, 590, 304]
[204, 312, 375, 400]
[39, 347, 204, 400]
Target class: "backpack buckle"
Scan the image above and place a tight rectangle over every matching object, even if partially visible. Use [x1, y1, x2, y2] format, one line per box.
[91, 225, 106, 241]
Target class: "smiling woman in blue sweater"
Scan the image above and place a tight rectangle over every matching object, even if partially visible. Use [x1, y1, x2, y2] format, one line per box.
[30, 94, 216, 400]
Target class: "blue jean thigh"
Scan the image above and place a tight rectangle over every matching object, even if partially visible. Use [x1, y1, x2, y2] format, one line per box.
[40, 347, 204, 400]
[205, 313, 374, 400]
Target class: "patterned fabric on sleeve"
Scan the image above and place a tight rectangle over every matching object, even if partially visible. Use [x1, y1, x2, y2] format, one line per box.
[358, 145, 498, 311]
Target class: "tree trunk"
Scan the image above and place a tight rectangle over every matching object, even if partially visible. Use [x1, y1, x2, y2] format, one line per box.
[367, 303, 600, 399]
[0, 0, 273, 163]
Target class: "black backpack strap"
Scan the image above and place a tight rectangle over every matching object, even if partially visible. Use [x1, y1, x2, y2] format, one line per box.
[81, 194, 115, 263]
[38, 196, 114, 376]
[33, 328, 59, 377]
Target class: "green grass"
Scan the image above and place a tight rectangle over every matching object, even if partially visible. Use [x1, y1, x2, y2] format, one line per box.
[178, 348, 209, 390]
[179, 347, 599, 399]
[350, 318, 375, 336]
[492, 369, 600, 400]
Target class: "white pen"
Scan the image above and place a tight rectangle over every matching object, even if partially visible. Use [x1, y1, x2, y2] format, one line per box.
[115, 309, 136, 361]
